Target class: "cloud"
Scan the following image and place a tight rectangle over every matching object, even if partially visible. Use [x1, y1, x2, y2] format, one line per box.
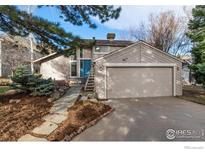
[97, 5, 193, 30]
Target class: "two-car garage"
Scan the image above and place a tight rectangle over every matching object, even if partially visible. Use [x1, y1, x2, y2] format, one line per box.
[106, 64, 175, 99]
[94, 41, 182, 99]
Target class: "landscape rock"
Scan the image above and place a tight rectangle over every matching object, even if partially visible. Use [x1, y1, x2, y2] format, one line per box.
[32, 121, 58, 135]
[43, 114, 67, 124]
[89, 99, 98, 103]
[80, 96, 87, 101]
[47, 97, 55, 103]
[18, 134, 47, 141]
[9, 99, 21, 103]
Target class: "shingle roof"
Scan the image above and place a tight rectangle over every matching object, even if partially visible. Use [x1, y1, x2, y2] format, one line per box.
[95, 40, 133, 47]
[80, 39, 133, 47]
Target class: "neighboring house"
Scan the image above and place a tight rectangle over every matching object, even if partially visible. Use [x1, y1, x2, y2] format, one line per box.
[0, 34, 44, 77]
[181, 55, 195, 85]
[34, 33, 183, 99]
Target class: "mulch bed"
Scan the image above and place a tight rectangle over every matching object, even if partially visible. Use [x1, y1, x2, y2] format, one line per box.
[47, 100, 113, 141]
[178, 85, 205, 105]
[0, 93, 53, 141]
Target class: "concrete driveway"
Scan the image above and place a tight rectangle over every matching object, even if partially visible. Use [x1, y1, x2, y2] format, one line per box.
[73, 97, 205, 141]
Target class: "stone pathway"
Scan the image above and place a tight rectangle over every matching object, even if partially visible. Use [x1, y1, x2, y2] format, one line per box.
[18, 85, 82, 141]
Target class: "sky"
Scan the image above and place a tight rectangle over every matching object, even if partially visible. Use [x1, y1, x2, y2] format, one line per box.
[22, 5, 193, 40]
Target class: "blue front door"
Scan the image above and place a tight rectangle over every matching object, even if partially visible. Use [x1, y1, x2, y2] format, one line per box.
[80, 60, 91, 78]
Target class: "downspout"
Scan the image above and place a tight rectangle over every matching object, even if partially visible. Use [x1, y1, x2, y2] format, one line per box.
[91, 37, 96, 62]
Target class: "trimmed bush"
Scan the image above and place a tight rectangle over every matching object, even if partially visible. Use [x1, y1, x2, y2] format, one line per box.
[11, 66, 54, 96]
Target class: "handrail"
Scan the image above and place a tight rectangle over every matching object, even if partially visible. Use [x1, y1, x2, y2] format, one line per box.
[84, 64, 94, 91]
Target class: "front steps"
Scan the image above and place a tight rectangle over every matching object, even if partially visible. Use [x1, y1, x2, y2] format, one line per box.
[84, 65, 95, 92]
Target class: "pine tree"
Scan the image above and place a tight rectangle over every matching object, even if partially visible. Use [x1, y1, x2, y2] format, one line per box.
[0, 5, 121, 54]
[11, 66, 54, 96]
[187, 5, 205, 87]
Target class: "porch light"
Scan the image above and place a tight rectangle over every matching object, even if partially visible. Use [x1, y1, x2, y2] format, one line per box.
[95, 46, 100, 51]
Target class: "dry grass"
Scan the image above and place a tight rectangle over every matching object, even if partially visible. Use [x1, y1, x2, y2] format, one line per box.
[178, 85, 205, 105]
[47, 100, 112, 141]
[0, 93, 53, 141]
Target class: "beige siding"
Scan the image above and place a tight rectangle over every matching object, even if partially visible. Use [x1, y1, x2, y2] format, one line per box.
[40, 56, 70, 80]
[83, 48, 92, 59]
[95, 42, 182, 99]
[93, 46, 122, 60]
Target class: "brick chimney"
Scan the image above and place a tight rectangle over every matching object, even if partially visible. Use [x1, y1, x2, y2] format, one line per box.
[107, 33, 116, 41]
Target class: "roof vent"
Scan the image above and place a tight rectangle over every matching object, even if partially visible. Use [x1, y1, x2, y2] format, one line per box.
[107, 33, 116, 41]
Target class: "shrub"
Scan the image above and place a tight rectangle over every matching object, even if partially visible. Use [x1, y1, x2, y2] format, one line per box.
[190, 63, 205, 88]
[11, 66, 54, 96]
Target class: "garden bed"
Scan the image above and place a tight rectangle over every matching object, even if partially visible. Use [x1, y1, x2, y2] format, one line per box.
[178, 85, 205, 105]
[47, 100, 113, 141]
[0, 86, 11, 94]
[0, 93, 53, 141]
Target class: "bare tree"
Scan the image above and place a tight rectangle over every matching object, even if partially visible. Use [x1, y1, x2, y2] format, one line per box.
[122, 10, 192, 56]
[1, 35, 43, 76]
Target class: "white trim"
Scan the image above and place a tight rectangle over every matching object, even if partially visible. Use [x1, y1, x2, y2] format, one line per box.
[70, 61, 78, 78]
[33, 52, 60, 63]
[104, 63, 176, 99]
[105, 66, 107, 99]
[104, 63, 177, 67]
[94, 52, 110, 55]
[80, 58, 92, 60]
[173, 66, 176, 96]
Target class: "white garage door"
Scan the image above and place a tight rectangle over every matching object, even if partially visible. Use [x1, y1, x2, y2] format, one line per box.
[106, 67, 173, 98]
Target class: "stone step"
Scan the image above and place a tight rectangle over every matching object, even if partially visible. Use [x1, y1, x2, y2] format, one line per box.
[85, 86, 94, 89]
[86, 86, 94, 89]
[87, 82, 95, 86]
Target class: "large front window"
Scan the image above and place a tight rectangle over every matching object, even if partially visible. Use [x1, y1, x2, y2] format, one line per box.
[70, 61, 77, 77]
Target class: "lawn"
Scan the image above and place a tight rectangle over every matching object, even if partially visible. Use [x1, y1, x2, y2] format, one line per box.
[0, 86, 10, 94]
[179, 85, 205, 105]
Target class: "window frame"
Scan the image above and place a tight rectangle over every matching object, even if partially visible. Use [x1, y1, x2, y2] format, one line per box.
[70, 60, 78, 78]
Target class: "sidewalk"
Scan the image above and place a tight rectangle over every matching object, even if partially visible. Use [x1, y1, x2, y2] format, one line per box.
[18, 85, 82, 141]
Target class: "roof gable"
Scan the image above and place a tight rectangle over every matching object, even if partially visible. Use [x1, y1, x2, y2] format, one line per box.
[95, 41, 182, 63]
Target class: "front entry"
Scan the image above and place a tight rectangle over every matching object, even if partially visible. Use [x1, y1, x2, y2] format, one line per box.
[80, 60, 91, 78]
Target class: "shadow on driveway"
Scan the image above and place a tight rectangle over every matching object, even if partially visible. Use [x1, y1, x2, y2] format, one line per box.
[73, 97, 205, 141]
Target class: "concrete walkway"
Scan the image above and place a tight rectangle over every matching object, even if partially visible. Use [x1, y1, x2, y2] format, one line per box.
[18, 85, 81, 141]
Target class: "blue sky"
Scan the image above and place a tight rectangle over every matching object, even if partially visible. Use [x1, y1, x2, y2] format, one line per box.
[23, 5, 192, 40]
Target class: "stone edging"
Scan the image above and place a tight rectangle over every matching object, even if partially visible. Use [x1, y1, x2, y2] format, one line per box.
[62, 108, 114, 141]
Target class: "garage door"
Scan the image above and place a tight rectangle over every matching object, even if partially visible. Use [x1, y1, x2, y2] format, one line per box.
[106, 67, 173, 98]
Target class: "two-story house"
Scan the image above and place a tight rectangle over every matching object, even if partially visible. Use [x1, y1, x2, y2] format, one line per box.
[34, 33, 183, 99]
